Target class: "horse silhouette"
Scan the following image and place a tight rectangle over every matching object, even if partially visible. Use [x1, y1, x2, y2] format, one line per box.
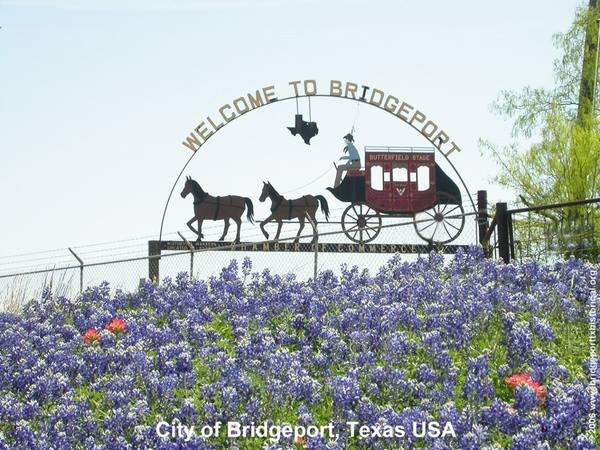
[181, 176, 254, 243]
[259, 181, 329, 243]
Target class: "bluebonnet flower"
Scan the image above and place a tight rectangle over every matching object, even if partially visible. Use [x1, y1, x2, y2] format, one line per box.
[13, 420, 36, 449]
[480, 400, 520, 435]
[417, 364, 438, 385]
[422, 330, 443, 352]
[514, 384, 540, 413]
[330, 376, 361, 409]
[569, 434, 596, 450]
[507, 321, 533, 369]
[530, 317, 555, 342]
[510, 424, 544, 450]
[497, 364, 511, 378]
[529, 350, 567, 383]
[463, 352, 494, 404]
[0, 254, 594, 448]
[502, 312, 517, 337]
[382, 330, 415, 362]
[458, 431, 481, 450]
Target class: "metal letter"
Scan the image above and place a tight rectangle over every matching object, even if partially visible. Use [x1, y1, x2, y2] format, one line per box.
[304, 79, 317, 96]
[219, 104, 236, 122]
[330, 80, 342, 96]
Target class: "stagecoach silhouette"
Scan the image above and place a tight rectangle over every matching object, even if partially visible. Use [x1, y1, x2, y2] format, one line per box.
[327, 147, 465, 244]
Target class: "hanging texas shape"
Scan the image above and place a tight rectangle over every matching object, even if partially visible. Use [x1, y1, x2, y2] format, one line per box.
[287, 114, 319, 145]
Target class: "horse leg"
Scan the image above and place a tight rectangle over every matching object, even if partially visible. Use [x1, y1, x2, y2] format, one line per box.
[196, 218, 204, 242]
[274, 219, 283, 240]
[187, 217, 199, 236]
[233, 217, 242, 244]
[219, 218, 230, 241]
[308, 211, 318, 243]
[294, 216, 305, 243]
[260, 214, 274, 239]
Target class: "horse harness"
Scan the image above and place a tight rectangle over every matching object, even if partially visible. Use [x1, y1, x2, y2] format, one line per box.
[194, 194, 240, 220]
[213, 197, 221, 220]
[273, 195, 310, 220]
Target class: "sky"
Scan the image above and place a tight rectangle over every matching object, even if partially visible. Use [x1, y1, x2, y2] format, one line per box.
[0, 0, 584, 269]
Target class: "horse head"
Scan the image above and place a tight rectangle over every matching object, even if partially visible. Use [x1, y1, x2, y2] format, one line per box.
[259, 181, 270, 202]
[181, 176, 193, 198]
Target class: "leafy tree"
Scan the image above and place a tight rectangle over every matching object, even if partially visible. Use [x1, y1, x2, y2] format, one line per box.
[481, 1, 600, 261]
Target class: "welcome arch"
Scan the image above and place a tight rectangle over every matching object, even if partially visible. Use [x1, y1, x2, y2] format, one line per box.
[159, 79, 476, 241]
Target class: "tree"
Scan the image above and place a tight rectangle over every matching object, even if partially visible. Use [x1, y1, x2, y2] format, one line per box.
[493, 1, 599, 134]
[481, 1, 600, 261]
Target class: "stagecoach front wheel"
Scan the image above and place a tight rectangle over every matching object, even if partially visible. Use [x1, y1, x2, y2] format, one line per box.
[413, 192, 465, 244]
[342, 203, 382, 244]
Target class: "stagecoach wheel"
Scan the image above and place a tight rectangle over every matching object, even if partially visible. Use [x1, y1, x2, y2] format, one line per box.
[341, 203, 382, 244]
[413, 192, 465, 244]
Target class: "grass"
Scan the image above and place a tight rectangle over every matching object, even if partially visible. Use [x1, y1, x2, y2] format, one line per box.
[0, 269, 75, 314]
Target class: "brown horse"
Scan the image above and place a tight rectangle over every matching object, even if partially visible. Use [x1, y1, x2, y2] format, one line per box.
[181, 176, 254, 243]
[259, 181, 329, 243]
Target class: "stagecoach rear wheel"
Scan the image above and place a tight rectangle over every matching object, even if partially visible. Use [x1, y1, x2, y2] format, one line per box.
[342, 203, 382, 244]
[413, 192, 465, 244]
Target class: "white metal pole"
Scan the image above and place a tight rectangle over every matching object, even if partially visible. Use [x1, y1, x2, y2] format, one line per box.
[68, 247, 84, 293]
[178, 232, 195, 277]
[305, 213, 318, 279]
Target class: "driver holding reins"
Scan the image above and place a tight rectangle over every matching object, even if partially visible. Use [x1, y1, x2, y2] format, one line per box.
[333, 133, 361, 187]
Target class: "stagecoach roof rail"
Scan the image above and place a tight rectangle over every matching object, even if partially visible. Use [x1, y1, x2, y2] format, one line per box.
[364, 146, 435, 153]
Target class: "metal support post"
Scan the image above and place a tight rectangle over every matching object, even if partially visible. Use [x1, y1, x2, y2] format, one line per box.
[477, 190, 490, 255]
[148, 241, 161, 282]
[496, 202, 510, 263]
[508, 214, 516, 260]
[68, 247, 84, 293]
[178, 232, 195, 277]
[305, 213, 318, 279]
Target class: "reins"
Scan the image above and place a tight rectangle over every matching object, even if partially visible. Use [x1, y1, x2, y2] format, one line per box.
[268, 185, 311, 220]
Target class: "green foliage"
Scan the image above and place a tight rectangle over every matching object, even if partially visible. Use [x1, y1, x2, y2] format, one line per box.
[482, 114, 600, 204]
[75, 385, 109, 424]
[492, 4, 599, 137]
[481, 2, 600, 261]
[206, 314, 236, 357]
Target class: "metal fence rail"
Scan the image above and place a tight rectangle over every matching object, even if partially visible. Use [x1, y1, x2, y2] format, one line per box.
[0, 214, 479, 313]
[481, 197, 600, 263]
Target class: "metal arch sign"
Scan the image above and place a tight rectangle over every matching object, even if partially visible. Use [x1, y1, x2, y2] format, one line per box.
[160, 79, 474, 241]
[181, 79, 462, 158]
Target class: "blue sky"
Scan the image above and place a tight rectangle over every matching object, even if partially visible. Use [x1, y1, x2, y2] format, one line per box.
[0, 0, 583, 260]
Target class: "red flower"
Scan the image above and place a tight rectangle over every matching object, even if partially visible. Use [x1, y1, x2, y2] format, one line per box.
[504, 373, 534, 389]
[504, 373, 547, 403]
[106, 318, 128, 335]
[294, 436, 307, 448]
[82, 328, 101, 345]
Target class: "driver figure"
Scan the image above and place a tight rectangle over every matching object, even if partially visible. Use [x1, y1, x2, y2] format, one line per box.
[334, 133, 361, 187]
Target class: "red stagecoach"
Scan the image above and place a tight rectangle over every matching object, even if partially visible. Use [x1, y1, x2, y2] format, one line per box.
[327, 147, 465, 244]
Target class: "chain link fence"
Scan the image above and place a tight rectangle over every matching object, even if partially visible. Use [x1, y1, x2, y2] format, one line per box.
[478, 197, 600, 264]
[0, 207, 479, 313]
[511, 204, 599, 263]
[4, 196, 597, 313]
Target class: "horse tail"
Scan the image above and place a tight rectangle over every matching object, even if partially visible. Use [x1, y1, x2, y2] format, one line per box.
[315, 195, 330, 222]
[244, 197, 255, 223]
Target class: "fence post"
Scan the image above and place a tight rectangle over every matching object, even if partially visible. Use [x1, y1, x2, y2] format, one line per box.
[508, 214, 516, 260]
[314, 233, 318, 280]
[305, 213, 318, 279]
[68, 247, 84, 293]
[477, 190, 490, 256]
[496, 202, 510, 263]
[178, 232, 195, 278]
[148, 241, 161, 282]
